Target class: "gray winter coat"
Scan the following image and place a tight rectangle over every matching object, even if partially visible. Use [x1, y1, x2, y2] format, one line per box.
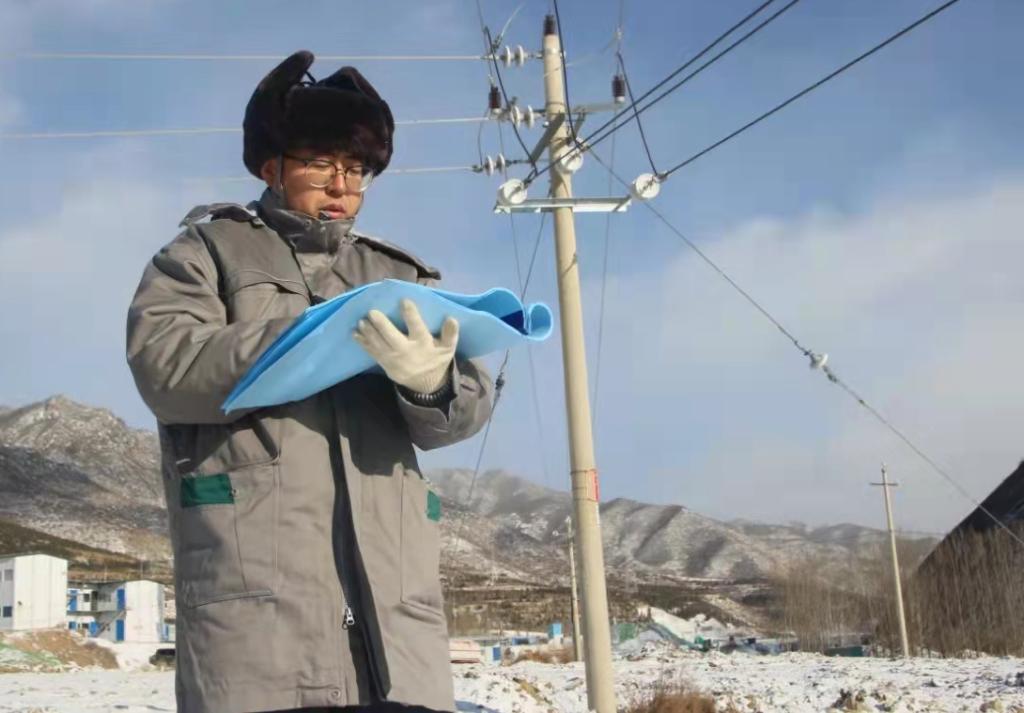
[126, 192, 492, 713]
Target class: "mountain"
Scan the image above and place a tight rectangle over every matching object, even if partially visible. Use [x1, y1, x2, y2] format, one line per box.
[0, 396, 169, 559]
[0, 517, 170, 583]
[429, 469, 933, 584]
[0, 396, 936, 589]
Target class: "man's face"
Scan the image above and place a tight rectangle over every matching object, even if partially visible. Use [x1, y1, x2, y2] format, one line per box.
[260, 150, 366, 220]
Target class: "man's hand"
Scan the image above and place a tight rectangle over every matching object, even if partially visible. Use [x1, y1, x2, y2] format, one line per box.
[353, 299, 458, 395]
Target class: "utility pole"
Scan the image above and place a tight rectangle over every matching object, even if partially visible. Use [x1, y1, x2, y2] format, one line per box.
[872, 463, 910, 657]
[542, 14, 616, 712]
[566, 516, 583, 661]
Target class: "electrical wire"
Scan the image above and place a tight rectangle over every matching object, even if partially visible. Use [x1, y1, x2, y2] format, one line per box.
[443, 4, 535, 597]
[524, 0, 787, 185]
[615, 50, 659, 176]
[181, 164, 489, 184]
[0, 116, 493, 141]
[659, 0, 966, 178]
[5, 52, 500, 62]
[592, 1, 627, 427]
[499, 123, 555, 491]
[485, 27, 541, 175]
[586, 146, 1024, 550]
[551, 0, 583, 151]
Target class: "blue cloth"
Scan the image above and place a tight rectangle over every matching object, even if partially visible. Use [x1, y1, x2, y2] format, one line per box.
[223, 279, 553, 412]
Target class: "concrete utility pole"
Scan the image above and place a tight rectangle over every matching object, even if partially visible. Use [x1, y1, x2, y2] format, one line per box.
[566, 516, 583, 662]
[542, 14, 616, 712]
[872, 463, 911, 657]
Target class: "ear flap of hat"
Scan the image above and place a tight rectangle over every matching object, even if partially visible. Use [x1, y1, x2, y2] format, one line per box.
[257, 50, 314, 96]
[243, 51, 315, 177]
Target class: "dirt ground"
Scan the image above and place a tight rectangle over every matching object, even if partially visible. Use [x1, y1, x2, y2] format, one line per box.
[0, 630, 118, 672]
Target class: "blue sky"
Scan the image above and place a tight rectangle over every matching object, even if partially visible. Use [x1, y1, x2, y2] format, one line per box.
[1, 0, 1022, 534]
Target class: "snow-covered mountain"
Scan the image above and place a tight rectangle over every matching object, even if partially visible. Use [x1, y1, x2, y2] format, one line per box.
[429, 469, 932, 585]
[0, 396, 934, 584]
[0, 396, 168, 559]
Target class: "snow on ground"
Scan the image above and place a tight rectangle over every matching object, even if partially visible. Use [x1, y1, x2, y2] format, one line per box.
[1, 650, 1023, 712]
[86, 640, 166, 672]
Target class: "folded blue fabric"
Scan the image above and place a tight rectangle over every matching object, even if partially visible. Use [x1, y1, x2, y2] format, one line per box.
[222, 279, 553, 412]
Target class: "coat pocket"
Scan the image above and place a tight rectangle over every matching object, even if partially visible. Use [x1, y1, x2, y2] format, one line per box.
[223, 269, 309, 322]
[177, 464, 279, 608]
[400, 471, 444, 617]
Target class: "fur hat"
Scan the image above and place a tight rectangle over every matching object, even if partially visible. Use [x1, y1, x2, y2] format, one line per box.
[243, 50, 395, 178]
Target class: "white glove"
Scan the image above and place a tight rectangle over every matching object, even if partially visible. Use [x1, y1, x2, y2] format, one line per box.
[353, 298, 458, 395]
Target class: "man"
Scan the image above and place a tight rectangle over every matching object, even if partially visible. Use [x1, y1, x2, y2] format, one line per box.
[127, 51, 492, 713]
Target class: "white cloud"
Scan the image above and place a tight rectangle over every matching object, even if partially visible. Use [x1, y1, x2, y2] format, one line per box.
[0, 141, 186, 423]
[602, 177, 1024, 532]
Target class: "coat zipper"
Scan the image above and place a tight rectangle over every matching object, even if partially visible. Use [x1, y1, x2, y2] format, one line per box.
[324, 394, 388, 701]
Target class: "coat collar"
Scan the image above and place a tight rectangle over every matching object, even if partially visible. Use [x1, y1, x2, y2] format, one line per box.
[251, 188, 356, 255]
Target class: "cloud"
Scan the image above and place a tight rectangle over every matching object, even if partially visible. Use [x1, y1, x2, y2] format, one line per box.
[0, 141, 185, 423]
[598, 176, 1024, 532]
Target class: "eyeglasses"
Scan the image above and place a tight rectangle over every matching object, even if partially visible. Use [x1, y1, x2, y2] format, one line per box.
[281, 153, 375, 192]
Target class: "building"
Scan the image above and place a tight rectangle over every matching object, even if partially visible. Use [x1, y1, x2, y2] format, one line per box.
[910, 460, 1024, 655]
[67, 579, 166, 643]
[0, 553, 69, 632]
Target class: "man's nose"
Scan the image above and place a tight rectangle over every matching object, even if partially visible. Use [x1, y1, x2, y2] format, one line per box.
[327, 171, 355, 195]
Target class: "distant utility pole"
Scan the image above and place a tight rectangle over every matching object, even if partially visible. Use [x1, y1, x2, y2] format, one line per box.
[872, 463, 911, 657]
[566, 516, 583, 661]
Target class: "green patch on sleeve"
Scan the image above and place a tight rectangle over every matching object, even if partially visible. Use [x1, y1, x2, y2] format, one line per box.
[426, 489, 442, 522]
[181, 473, 234, 508]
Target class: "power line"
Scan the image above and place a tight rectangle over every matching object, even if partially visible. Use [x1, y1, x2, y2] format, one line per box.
[615, 50, 659, 176]
[0, 116, 495, 141]
[181, 162, 519, 184]
[443, 4, 534, 592]
[586, 147, 1024, 550]
[5, 52, 501, 62]
[441, 354, 510, 590]
[0, 127, 241, 140]
[660, 0, 966, 178]
[524, 0, 788, 185]
[593, 3, 627, 427]
[485, 27, 540, 175]
[551, 0, 583, 150]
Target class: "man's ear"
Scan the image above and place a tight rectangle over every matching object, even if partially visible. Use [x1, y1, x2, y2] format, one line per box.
[259, 157, 280, 188]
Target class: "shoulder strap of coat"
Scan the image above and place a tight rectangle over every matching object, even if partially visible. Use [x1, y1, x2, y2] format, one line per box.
[350, 230, 441, 281]
[178, 203, 305, 301]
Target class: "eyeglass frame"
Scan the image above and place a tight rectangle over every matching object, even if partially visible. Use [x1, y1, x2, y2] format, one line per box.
[280, 152, 376, 192]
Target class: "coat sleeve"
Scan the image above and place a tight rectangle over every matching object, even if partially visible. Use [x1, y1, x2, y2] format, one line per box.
[395, 357, 494, 451]
[126, 229, 294, 425]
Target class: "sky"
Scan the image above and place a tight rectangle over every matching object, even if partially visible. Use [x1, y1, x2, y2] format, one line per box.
[0, 0, 1022, 536]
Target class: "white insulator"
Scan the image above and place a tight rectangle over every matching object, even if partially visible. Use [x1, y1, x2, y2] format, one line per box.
[630, 173, 662, 201]
[495, 154, 508, 173]
[502, 46, 514, 68]
[809, 352, 829, 370]
[514, 45, 527, 67]
[509, 104, 523, 128]
[524, 106, 537, 129]
[497, 179, 528, 206]
[555, 145, 584, 175]
[483, 155, 496, 177]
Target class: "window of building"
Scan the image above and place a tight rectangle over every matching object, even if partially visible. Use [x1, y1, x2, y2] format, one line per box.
[82, 593, 91, 603]
[1, 606, 11, 618]
[2, 569, 12, 582]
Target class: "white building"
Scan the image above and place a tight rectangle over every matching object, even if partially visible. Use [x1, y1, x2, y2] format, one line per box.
[0, 553, 69, 631]
[67, 579, 165, 642]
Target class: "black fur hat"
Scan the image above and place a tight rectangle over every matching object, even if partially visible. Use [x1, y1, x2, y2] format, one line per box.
[243, 50, 395, 178]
